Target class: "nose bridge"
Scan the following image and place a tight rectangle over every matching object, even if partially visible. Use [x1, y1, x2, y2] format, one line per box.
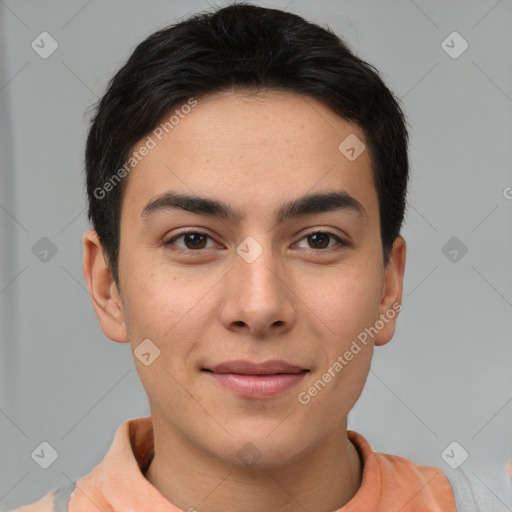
[222, 234, 295, 334]
[235, 236, 285, 306]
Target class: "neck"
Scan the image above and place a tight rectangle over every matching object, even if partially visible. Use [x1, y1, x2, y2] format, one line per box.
[144, 419, 362, 512]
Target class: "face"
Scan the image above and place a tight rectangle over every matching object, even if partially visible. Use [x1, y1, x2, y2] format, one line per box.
[84, 90, 405, 468]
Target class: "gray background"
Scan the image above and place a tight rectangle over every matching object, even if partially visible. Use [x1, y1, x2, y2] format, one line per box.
[1, 0, 511, 509]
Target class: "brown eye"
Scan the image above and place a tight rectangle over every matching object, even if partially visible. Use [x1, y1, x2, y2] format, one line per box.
[307, 233, 330, 249]
[165, 231, 214, 251]
[295, 231, 347, 251]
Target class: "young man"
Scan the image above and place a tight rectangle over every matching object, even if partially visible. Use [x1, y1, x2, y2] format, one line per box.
[14, 3, 465, 511]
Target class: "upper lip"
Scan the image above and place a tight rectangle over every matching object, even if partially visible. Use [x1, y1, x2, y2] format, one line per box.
[204, 360, 308, 375]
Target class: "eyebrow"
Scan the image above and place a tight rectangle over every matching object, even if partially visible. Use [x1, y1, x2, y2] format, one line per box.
[141, 189, 368, 224]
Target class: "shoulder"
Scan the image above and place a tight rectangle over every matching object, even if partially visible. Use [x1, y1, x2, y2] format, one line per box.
[374, 451, 512, 511]
[442, 465, 512, 512]
[8, 483, 75, 512]
[349, 430, 453, 491]
[348, 430, 456, 511]
[376, 451, 456, 506]
[7, 489, 56, 512]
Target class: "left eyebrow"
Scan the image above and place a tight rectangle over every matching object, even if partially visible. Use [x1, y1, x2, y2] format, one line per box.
[141, 190, 368, 224]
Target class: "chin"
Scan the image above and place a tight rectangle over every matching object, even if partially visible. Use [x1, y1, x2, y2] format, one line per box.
[216, 429, 311, 470]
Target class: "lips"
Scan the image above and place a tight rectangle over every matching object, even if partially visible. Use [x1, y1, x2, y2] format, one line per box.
[204, 360, 308, 375]
[202, 360, 309, 399]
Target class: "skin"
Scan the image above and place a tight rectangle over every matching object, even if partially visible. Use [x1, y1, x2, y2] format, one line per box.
[83, 90, 406, 512]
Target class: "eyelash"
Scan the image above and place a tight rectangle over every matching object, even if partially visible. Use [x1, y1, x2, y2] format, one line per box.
[163, 230, 349, 253]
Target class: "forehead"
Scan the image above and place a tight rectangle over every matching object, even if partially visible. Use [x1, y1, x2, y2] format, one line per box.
[121, 90, 378, 227]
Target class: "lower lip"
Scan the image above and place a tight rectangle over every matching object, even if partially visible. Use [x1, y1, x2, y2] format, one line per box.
[206, 372, 307, 399]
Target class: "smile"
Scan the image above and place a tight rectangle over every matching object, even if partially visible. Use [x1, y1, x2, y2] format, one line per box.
[202, 360, 309, 399]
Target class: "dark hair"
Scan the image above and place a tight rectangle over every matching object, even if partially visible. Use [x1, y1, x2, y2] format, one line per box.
[85, 2, 409, 285]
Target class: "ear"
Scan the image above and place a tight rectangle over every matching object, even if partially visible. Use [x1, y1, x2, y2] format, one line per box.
[82, 229, 129, 343]
[373, 235, 406, 347]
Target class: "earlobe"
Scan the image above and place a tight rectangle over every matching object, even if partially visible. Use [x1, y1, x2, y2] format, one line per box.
[374, 236, 406, 347]
[82, 229, 129, 343]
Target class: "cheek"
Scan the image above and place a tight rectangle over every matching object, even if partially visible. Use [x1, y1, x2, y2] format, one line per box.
[120, 265, 203, 400]
[299, 260, 383, 345]
[310, 259, 382, 412]
[118, 254, 178, 340]
[296, 339, 373, 446]
[119, 256, 216, 359]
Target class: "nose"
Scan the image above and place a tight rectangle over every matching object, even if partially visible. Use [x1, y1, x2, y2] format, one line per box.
[219, 241, 296, 338]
